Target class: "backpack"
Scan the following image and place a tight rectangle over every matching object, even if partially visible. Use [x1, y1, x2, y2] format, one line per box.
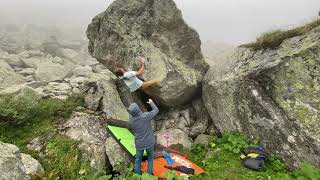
[240, 145, 267, 171]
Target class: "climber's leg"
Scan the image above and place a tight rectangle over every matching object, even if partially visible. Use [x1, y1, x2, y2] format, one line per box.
[141, 80, 161, 90]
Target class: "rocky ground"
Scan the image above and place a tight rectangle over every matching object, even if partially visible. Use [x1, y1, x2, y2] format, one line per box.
[0, 0, 320, 179]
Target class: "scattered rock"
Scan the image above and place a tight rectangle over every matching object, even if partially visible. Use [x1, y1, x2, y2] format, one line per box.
[194, 134, 210, 146]
[18, 68, 35, 76]
[1, 52, 24, 67]
[21, 153, 45, 178]
[0, 64, 26, 90]
[27, 137, 43, 153]
[105, 136, 132, 175]
[155, 109, 192, 133]
[156, 129, 192, 149]
[34, 62, 71, 82]
[0, 141, 28, 180]
[0, 141, 44, 179]
[189, 98, 211, 138]
[73, 65, 93, 77]
[60, 112, 111, 170]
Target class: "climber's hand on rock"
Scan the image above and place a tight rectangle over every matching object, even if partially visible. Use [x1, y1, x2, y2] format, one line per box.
[140, 57, 146, 63]
[147, 99, 153, 104]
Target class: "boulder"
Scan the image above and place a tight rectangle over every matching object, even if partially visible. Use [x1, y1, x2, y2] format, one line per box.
[203, 26, 320, 168]
[0, 141, 28, 180]
[105, 136, 132, 175]
[60, 112, 111, 170]
[27, 137, 43, 153]
[0, 84, 41, 98]
[34, 62, 71, 82]
[156, 129, 192, 149]
[73, 65, 93, 77]
[84, 73, 129, 122]
[56, 48, 98, 66]
[194, 134, 210, 146]
[18, 68, 35, 76]
[86, 0, 209, 107]
[154, 109, 192, 133]
[21, 153, 44, 178]
[0, 63, 26, 90]
[36, 82, 72, 99]
[0, 52, 24, 67]
[20, 52, 46, 68]
[189, 98, 211, 138]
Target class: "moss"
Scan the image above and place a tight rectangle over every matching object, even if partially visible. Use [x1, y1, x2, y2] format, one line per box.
[241, 19, 320, 50]
[266, 45, 320, 140]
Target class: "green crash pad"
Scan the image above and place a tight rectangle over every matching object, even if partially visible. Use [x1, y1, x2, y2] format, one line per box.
[107, 125, 145, 157]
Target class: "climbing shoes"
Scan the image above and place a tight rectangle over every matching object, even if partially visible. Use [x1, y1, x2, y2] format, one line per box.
[240, 145, 267, 171]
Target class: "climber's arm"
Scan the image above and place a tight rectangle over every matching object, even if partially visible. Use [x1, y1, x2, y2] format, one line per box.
[136, 57, 145, 75]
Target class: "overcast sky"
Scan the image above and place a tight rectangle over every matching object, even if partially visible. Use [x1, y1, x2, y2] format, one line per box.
[0, 0, 319, 45]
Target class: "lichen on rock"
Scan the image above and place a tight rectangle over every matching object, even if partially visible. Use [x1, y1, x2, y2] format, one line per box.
[86, 0, 209, 107]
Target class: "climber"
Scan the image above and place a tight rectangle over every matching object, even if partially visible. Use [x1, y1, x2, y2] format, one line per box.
[128, 99, 159, 175]
[114, 56, 161, 92]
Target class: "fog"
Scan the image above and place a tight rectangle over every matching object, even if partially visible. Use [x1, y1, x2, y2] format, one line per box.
[0, 0, 319, 45]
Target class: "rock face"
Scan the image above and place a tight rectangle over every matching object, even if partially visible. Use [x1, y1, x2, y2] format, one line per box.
[0, 61, 25, 90]
[203, 26, 320, 168]
[105, 136, 132, 175]
[34, 62, 71, 82]
[156, 129, 192, 149]
[87, 0, 209, 107]
[60, 112, 111, 170]
[21, 153, 45, 178]
[0, 141, 28, 180]
[0, 141, 44, 179]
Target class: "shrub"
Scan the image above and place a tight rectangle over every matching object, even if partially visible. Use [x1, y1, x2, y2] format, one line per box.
[0, 93, 84, 126]
[241, 19, 320, 50]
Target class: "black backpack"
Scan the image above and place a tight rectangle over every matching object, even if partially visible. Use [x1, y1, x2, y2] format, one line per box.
[240, 145, 267, 171]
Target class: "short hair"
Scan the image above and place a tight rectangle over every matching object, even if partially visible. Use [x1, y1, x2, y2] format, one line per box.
[115, 68, 124, 77]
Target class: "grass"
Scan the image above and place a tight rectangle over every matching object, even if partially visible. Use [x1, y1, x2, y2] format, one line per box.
[187, 132, 320, 180]
[1, 93, 319, 179]
[241, 18, 320, 50]
[0, 93, 98, 179]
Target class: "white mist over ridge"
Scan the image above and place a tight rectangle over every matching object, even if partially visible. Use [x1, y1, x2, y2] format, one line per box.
[0, 0, 319, 44]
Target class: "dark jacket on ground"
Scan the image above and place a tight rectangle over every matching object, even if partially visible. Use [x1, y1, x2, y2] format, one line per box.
[128, 102, 159, 150]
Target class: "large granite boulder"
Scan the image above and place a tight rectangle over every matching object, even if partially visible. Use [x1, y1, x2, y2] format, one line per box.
[0, 141, 28, 180]
[0, 141, 44, 179]
[0, 61, 25, 90]
[59, 112, 111, 171]
[203, 26, 320, 168]
[34, 61, 71, 82]
[86, 0, 209, 107]
[105, 136, 132, 175]
[83, 70, 129, 122]
[21, 153, 45, 178]
[156, 128, 192, 149]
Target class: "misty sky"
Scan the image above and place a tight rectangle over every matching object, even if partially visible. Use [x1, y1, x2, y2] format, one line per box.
[0, 0, 319, 45]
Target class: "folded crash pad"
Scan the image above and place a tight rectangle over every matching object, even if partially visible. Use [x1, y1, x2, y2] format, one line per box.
[107, 125, 136, 157]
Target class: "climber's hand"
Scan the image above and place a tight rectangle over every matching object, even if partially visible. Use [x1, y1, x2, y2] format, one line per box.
[147, 99, 153, 104]
[140, 57, 146, 63]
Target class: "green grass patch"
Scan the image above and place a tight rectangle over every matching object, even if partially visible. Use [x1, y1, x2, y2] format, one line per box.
[187, 132, 320, 180]
[241, 18, 320, 50]
[0, 93, 84, 149]
[43, 135, 94, 179]
[0, 93, 98, 179]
